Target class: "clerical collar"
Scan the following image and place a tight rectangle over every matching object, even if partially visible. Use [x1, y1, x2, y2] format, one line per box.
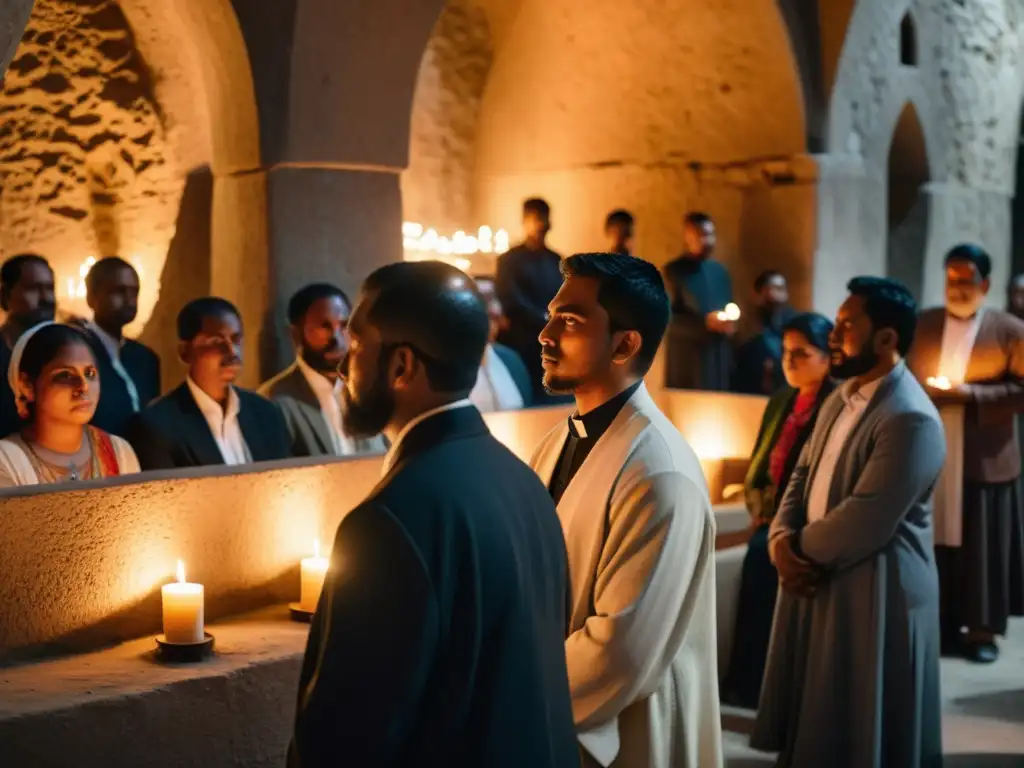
[568, 381, 641, 440]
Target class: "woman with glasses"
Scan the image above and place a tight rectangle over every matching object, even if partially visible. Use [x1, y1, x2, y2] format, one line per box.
[722, 311, 835, 707]
[0, 322, 139, 488]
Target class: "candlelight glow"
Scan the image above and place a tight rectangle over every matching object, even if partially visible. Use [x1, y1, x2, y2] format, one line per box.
[176, 559, 186, 584]
[63, 255, 148, 300]
[313, 539, 321, 559]
[927, 375, 951, 391]
[717, 302, 741, 323]
[403, 222, 510, 272]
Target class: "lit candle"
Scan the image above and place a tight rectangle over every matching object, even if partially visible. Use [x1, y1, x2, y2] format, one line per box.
[300, 539, 330, 613]
[927, 375, 951, 391]
[162, 560, 204, 644]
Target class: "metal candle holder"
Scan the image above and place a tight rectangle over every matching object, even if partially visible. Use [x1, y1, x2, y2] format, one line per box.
[154, 632, 216, 662]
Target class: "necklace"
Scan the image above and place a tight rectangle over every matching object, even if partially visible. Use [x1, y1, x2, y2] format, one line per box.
[23, 430, 97, 484]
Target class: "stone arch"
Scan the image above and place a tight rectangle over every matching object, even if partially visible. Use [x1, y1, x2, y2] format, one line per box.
[900, 11, 918, 67]
[407, 0, 811, 305]
[886, 101, 931, 298]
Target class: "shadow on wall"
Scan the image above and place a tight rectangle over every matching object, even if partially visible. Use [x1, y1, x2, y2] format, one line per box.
[139, 167, 214, 393]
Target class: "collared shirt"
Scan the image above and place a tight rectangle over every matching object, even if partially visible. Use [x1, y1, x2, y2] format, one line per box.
[549, 381, 641, 505]
[937, 309, 984, 386]
[805, 375, 884, 522]
[381, 399, 474, 477]
[186, 377, 252, 466]
[295, 356, 356, 456]
[470, 345, 525, 414]
[88, 321, 140, 412]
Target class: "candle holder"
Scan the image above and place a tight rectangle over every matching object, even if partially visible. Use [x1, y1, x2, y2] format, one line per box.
[155, 632, 216, 663]
[289, 603, 315, 623]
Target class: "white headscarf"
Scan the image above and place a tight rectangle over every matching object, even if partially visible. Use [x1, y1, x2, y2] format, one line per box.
[8, 320, 57, 419]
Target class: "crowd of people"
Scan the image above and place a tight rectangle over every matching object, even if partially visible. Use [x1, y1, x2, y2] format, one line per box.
[1, 198, 1023, 768]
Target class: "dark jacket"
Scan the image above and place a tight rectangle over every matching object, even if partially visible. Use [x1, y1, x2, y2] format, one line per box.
[663, 255, 734, 391]
[126, 382, 291, 470]
[491, 342, 534, 407]
[85, 332, 161, 438]
[0, 341, 16, 440]
[288, 405, 578, 768]
[744, 380, 835, 524]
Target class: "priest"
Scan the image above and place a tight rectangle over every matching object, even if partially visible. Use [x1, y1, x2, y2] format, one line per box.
[908, 244, 1024, 663]
[531, 252, 722, 768]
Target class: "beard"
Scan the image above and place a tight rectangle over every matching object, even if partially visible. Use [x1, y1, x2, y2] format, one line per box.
[340, 363, 394, 439]
[542, 370, 583, 395]
[829, 345, 878, 379]
[301, 345, 342, 377]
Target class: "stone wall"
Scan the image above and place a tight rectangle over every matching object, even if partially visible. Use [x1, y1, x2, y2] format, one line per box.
[0, 0, 180, 330]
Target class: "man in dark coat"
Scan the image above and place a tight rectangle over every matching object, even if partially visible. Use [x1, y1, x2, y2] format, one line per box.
[127, 297, 290, 470]
[288, 261, 577, 768]
[0, 253, 55, 439]
[79, 257, 161, 438]
[663, 212, 736, 391]
[495, 197, 571, 404]
[734, 270, 797, 395]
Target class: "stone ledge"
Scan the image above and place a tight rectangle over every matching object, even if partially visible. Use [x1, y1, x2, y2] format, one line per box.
[0, 606, 308, 768]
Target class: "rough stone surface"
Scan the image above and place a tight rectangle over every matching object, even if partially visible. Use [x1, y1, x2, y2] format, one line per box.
[818, 0, 1024, 314]
[0, 0, 179, 329]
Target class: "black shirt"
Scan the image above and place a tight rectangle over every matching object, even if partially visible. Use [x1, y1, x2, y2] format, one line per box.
[549, 381, 642, 504]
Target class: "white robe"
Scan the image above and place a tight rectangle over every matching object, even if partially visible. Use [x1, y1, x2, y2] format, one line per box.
[529, 383, 723, 768]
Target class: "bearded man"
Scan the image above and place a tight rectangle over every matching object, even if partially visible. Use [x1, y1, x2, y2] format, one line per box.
[752, 276, 945, 768]
[287, 261, 578, 768]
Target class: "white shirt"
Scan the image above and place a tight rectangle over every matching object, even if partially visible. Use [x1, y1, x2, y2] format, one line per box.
[937, 309, 983, 385]
[186, 377, 252, 466]
[470, 345, 525, 413]
[295, 356, 356, 456]
[805, 376, 884, 522]
[88, 321, 141, 412]
[381, 399, 474, 477]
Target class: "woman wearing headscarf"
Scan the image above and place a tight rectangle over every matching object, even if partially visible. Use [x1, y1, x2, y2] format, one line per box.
[0, 322, 139, 488]
[722, 311, 835, 708]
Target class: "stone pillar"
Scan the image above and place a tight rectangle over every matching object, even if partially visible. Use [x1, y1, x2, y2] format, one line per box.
[0, 0, 33, 77]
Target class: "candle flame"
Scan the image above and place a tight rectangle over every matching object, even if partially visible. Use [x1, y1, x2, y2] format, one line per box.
[724, 302, 741, 321]
[927, 375, 951, 391]
[313, 538, 320, 558]
[176, 559, 185, 584]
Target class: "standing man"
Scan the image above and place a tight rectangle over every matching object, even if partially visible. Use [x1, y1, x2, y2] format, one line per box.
[908, 244, 1024, 662]
[259, 283, 385, 457]
[734, 270, 796, 395]
[289, 261, 577, 768]
[663, 212, 736, 391]
[127, 297, 291, 470]
[753, 277, 945, 768]
[604, 209, 634, 256]
[81, 257, 161, 438]
[0, 253, 56, 439]
[495, 197, 570, 404]
[531, 252, 722, 768]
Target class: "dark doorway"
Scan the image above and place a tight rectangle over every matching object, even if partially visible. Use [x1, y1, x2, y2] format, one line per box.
[886, 102, 931, 298]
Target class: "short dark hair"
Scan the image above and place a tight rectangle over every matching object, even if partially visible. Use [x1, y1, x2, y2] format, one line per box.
[605, 209, 634, 230]
[85, 256, 137, 295]
[362, 261, 489, 393]
[523, 197, 551, 219]
[177, 297, 241, 342]
[944, 243, 992, 280]
[1, 253, 50, 293]
[560, 252, 670, 374]
[782, 311, 833, 353]
[846, 276, 917, 356]
[684, 211, 714, 229]
[19, 323, 92, 384]
[754, 269, 785, 292]
[287, 283, 350, 326]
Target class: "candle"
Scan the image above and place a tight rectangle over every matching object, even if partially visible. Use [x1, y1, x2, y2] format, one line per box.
[300, 539, 330, 613]
[927, 375, 951, 391]
[162, 560, 204, 644]
[716, 302, 741, 323]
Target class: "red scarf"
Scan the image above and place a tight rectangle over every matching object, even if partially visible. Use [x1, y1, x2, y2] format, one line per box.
[768, 390, 818, 487]
[88, 426, 122, 477]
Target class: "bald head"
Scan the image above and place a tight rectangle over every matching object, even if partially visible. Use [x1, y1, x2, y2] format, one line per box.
[357, 261, 489, 393]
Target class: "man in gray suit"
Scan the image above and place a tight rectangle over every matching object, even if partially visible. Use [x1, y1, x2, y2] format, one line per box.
[752, 277, 946, 768]
[260, 284, 385, 457]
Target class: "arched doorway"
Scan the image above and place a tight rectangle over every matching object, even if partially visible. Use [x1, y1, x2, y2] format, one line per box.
[886, 101, 931, 299]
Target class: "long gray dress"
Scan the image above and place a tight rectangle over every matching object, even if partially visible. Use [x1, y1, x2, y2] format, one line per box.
[751, 362, 946, 768]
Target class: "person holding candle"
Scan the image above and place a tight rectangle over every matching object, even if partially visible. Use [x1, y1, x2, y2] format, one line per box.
[127, 297, 291, 470]
[907, 244, 1024, 663]
[733, 270, 797, 395]
[289, 260, 577, 768]
[663, 212, 737, 391]
[0, 322, 140, 487]
[722, 312, 835, 708]
[0, 253, 56, 440]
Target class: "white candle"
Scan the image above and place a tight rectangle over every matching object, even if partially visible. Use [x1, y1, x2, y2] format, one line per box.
[927, 375, 951, 390]
[300, 539, 330, 613]
[162, 560, 204, 644]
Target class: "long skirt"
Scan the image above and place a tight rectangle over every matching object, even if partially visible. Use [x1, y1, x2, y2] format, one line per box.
[936, 479, 1024, 636]
[722, 524, 778, 708]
